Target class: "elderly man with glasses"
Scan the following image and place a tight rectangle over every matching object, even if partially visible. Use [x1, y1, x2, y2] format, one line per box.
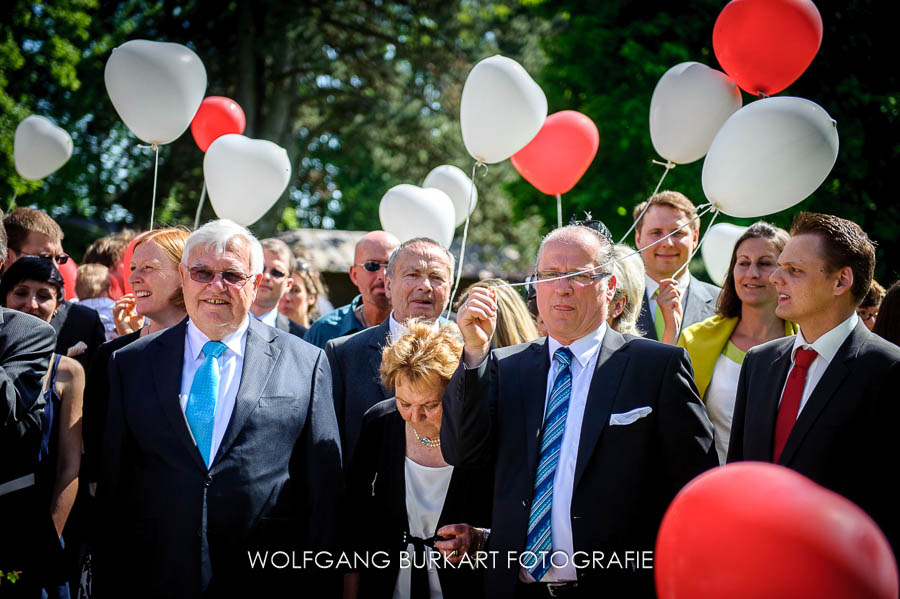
[304, 230, 400, 349]
[250, 238, 306, 337]
[97, 219, 342, 596]
[2, 208, 104, 370]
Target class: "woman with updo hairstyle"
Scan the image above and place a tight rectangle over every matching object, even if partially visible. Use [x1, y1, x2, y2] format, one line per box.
[678, 221, 797, 464]
[0, 257, 85, 594]
[345, 320, 492, 599]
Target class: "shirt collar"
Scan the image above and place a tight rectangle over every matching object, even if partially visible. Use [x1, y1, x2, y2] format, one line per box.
[186, 315, 250, 361]
[792, 312, 858, 364]
[547, 322, 608, 369]
[389, 311, 438, 343]
[645, 270, 690, 298]
[250, 306, 279, 328]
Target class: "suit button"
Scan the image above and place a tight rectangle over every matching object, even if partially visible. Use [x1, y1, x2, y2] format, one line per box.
[205, 475, 213, 487]
[522, 498, 530, 508]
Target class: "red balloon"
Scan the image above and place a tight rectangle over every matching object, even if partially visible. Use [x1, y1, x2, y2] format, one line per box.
[190, 96, 246, 152]
[713, 0, 823, 96]
[120, 231, 149, 296]
[58, 255, 78, 300]
[511, 110, 599, 196]
[656, 463, 898, 599]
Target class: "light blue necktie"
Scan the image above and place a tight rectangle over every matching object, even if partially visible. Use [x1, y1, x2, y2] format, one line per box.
[525, 346, 573, 581]
[185, 340, 227, 467]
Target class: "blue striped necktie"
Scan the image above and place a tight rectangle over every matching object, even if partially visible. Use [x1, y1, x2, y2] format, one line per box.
[525, 346, 573, 581]
[185, 340, 227, 467]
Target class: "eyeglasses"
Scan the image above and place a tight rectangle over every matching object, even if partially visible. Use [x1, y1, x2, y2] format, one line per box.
[354, 261, 387, 273]
[534, 269, 610, 286]
[262, 267, 286, 280]
[188, 266, 254, 288]
[24, 253, 70, 265]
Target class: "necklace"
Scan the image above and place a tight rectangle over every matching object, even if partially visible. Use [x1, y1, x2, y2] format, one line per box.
[411, 426, 440, 448]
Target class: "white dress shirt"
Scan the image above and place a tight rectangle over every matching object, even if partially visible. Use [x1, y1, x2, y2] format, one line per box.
[779, 313, 858, 414]
[179, 317, 250, 468]
[250, 306, 279, 328]
[523, 323, 607, 583]
[644, 271, 690, 326]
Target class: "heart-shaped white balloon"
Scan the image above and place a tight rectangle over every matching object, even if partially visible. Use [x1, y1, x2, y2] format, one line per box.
[105, 39, 207, 145]
[701, 223, 749, 287]
[423, 165, 478, 227]
[14, 116, 74, 180]
[204, 134, 292, 226]
[460, 55, 548, 164]
[379, 184, 456, 248]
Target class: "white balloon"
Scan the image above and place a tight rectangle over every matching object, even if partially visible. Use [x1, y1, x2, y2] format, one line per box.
[105, 40, 207, 145]
[379, 184, 456, 248]
[423, 165, 478, 227]
[204, 134, 291, 226]
[703, 97, 839, 218]
[14, 116, 73, 180]
[701, 223, 749, 287]
[460, 55, 547, 164]
[649, 62, 742, 165]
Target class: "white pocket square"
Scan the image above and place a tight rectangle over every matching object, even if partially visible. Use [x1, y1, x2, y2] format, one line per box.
[609, 406, 653, 426]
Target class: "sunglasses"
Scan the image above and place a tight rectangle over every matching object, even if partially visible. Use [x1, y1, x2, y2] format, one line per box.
[263, 266, 287, 280]
[25, 253, 70, 265]
[354, 261, 387, 273]
[188, 266, 254, 288]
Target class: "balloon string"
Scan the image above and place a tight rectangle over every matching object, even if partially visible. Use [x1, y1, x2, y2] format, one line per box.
[617, 159, 675, 244]
[674, 207, 719, 280]
[444, 160, 484, 320]
[194, 182, 207, 229]
[504, 205, 713, 288]
[9, 189, 17, 212]
[556, 193, 563, 228]
[137, 143, 161, 229]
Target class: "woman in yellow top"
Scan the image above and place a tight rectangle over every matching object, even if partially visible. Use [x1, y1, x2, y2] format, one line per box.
[679, 222, 797, 464]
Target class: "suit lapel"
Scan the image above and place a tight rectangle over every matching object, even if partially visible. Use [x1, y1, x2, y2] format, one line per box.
[573, 330, 628, 491]
[367, 321, 393, 400]
[754, 342, 793, 461]
[637, 294, 656, 341]
[212, 320, 279, 465]
[151, 320, 206, 470]
[523, 339, 551, 484]
[778, 322, 865, 465]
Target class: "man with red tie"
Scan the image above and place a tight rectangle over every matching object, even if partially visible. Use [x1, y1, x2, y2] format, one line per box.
[728, 212, 900, 557]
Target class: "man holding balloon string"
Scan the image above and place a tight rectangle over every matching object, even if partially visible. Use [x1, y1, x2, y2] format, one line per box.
[633, 191, 721, 345]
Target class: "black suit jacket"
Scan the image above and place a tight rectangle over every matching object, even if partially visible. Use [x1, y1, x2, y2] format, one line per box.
[276, 312, 308, 339]
[727, 320, 900, 555]
[325, 319, 393, 463]
[441, 330, 717, 598]
[51, 300, 106, 370]
[347, 399, 492, 599]
[637, 275, 720, 341]
[97, 318, 343, 597]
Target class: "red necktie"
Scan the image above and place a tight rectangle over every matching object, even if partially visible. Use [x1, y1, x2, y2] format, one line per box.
[773, 347, 818, 462]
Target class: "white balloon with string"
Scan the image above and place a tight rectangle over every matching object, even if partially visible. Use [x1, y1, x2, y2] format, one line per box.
[379, 184, 456, 249]
[703, 97, 839, 218]
[204, 134, 292, 226]
[423, 165, 478, 228]
[702, 223, 749, 287]
[14, 116, 73, 180]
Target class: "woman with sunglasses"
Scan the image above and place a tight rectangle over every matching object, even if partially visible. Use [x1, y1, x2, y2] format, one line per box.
[0, 257, 84, 596]
[346, 320, 492, 599]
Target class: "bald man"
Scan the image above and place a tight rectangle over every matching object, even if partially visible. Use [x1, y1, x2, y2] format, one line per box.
[305, 231, 400, 349]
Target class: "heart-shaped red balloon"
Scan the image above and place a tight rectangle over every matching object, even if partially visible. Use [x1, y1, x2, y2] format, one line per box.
[713, 0, 823, 96]
[190, 96, 246, 152]
[511, 110, 599, 196]
[57, 254, 78, 300]
[656, 463, 898, 599]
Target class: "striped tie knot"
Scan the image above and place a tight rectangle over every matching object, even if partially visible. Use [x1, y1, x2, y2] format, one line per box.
[203, 340, 227, 359]
[554, 346, 573, 368]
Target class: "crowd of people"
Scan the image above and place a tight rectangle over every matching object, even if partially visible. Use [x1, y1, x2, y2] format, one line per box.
[1, 190, 898, 598]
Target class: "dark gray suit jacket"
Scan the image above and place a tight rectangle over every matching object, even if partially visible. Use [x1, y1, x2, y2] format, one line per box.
[325, 319, 392, 464]
[441, 330, 718, 598]
[637, 275, 720, 341]
[98, 317, 343, 597]
[50, 300, 106, 370]
[727, 320, 900, 556]
[1, 307, 55, 484]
